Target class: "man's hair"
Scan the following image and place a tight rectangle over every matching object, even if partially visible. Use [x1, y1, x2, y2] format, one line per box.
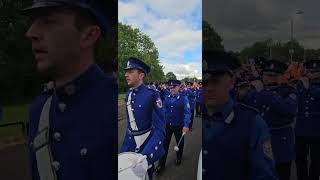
[137, 69, 146, 79]
[72, 7, 99, 33]
[69, 7, 102, 51]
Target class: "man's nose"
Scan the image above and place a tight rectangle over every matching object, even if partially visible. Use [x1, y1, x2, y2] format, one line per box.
[25, 21, 42, 42]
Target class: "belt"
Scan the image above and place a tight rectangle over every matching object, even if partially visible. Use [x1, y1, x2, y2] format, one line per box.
[128, 126, 153, 136]
[269, 123, 293, 131]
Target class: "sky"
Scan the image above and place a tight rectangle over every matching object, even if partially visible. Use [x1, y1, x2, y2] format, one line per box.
[119, 0, 202, 80]
[203, 0, 320, 52]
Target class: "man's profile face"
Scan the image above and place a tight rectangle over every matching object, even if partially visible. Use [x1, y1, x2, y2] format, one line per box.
[169, 86, 180, 95]
[26, 8, 82, 75]
[125, 69, 144, 87]
[203, 73, 234, 109]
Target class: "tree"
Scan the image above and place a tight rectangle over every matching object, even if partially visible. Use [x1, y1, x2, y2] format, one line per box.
[165, 72, 177, 81]
[238, 39, 307, 64]
[0, 0, 42, 105]
[0, 0, 118, 105]
[118, 22, 165, 92]
[203, 20, 224, 51]
[181, 77, 199, 83]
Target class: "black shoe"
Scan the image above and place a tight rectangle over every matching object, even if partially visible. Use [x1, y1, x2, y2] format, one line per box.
[175, 159, 182, 166]
[155, 165, 165, 175]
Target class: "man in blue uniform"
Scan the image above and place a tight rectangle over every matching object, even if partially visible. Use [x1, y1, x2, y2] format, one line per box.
[295, 60, 320, 180]
[254, 56, 267, 77]
[159, 83, 170, 102]
[247, 59, 297, 180]
[234, 76, 251, 103]
[182, 82, 196, 130]
[23, 1, 117, 180]
[195, 82, 203, 117]
[202, 50, 278, 180]
[120, 57, 166, 180]
[156, 80, 191, 173]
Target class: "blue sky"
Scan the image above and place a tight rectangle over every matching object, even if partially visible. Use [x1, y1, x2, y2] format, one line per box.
[119, 0, 202, 80]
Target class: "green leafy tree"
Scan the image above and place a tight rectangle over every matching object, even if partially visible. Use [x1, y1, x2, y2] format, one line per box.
[118, 22, 165, 92]
[239, 39, 307, 63]
[203, 20, 224, 51]
[0, 0, 117, 105]
[165, 72, 177, 81]
[181, 77, 199, 83]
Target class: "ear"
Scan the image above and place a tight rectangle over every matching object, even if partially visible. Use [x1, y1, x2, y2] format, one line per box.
[139, 72, 145, 80]
[79, 25, 101, 49]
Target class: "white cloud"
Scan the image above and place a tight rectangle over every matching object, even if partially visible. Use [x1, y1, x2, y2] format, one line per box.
[161, 62, 202, 80]
[119, 0, 202, 79]
[141, 0, 200, 18]
[146, 19, 201, 60]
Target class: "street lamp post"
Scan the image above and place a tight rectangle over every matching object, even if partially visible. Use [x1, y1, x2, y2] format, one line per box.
[269, 39, 272, 59]
[290, 10, 304, 63]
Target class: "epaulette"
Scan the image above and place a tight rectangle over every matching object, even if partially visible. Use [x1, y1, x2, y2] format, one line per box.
[237, 102, 259, 113]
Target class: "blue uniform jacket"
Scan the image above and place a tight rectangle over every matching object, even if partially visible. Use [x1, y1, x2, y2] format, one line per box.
[202, 98, 278, 180]
[120, 84, 166, 165]
[164, 93, 191, 127]
[160, 88, 170, 102]
[196, 87, 203, 103]
[247, 85, 297, 163]
[181, 89, 196, 110]
[296, 83, 320, 137]
[28, 64, 117, 180]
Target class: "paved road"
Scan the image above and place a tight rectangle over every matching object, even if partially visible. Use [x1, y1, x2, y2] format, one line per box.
[118, 106, 202, 180]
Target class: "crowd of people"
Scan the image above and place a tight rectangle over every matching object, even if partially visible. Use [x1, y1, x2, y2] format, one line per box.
[201, 49, 320, 180]
[120, 57, 203, 179]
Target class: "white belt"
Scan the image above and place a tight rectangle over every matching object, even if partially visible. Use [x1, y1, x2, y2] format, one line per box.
[33, 96, 58, 180]
[127, 91, 150, 152]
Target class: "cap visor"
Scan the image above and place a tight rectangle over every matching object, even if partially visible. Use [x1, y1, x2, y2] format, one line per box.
[20, 2, 63, 15]
[124, 67, 133, 70]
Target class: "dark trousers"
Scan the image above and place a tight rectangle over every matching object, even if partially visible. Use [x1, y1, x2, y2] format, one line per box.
[189, 109, 195, 129]
[147, 165, 154, 180]
[275, 162, 291, 180]
[195, 102, 201, 116]
[159, 125, 184, 167]
[296, 136, 320, 180]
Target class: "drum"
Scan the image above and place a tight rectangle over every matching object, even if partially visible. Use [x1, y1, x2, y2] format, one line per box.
[118, 152, 148, 180]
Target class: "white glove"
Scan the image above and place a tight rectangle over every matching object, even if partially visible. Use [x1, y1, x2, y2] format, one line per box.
[251, 80, 264, 92]
[132, 155, 148, 178]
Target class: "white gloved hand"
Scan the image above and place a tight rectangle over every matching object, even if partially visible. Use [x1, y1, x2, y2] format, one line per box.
[132, 155, 148, 178]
